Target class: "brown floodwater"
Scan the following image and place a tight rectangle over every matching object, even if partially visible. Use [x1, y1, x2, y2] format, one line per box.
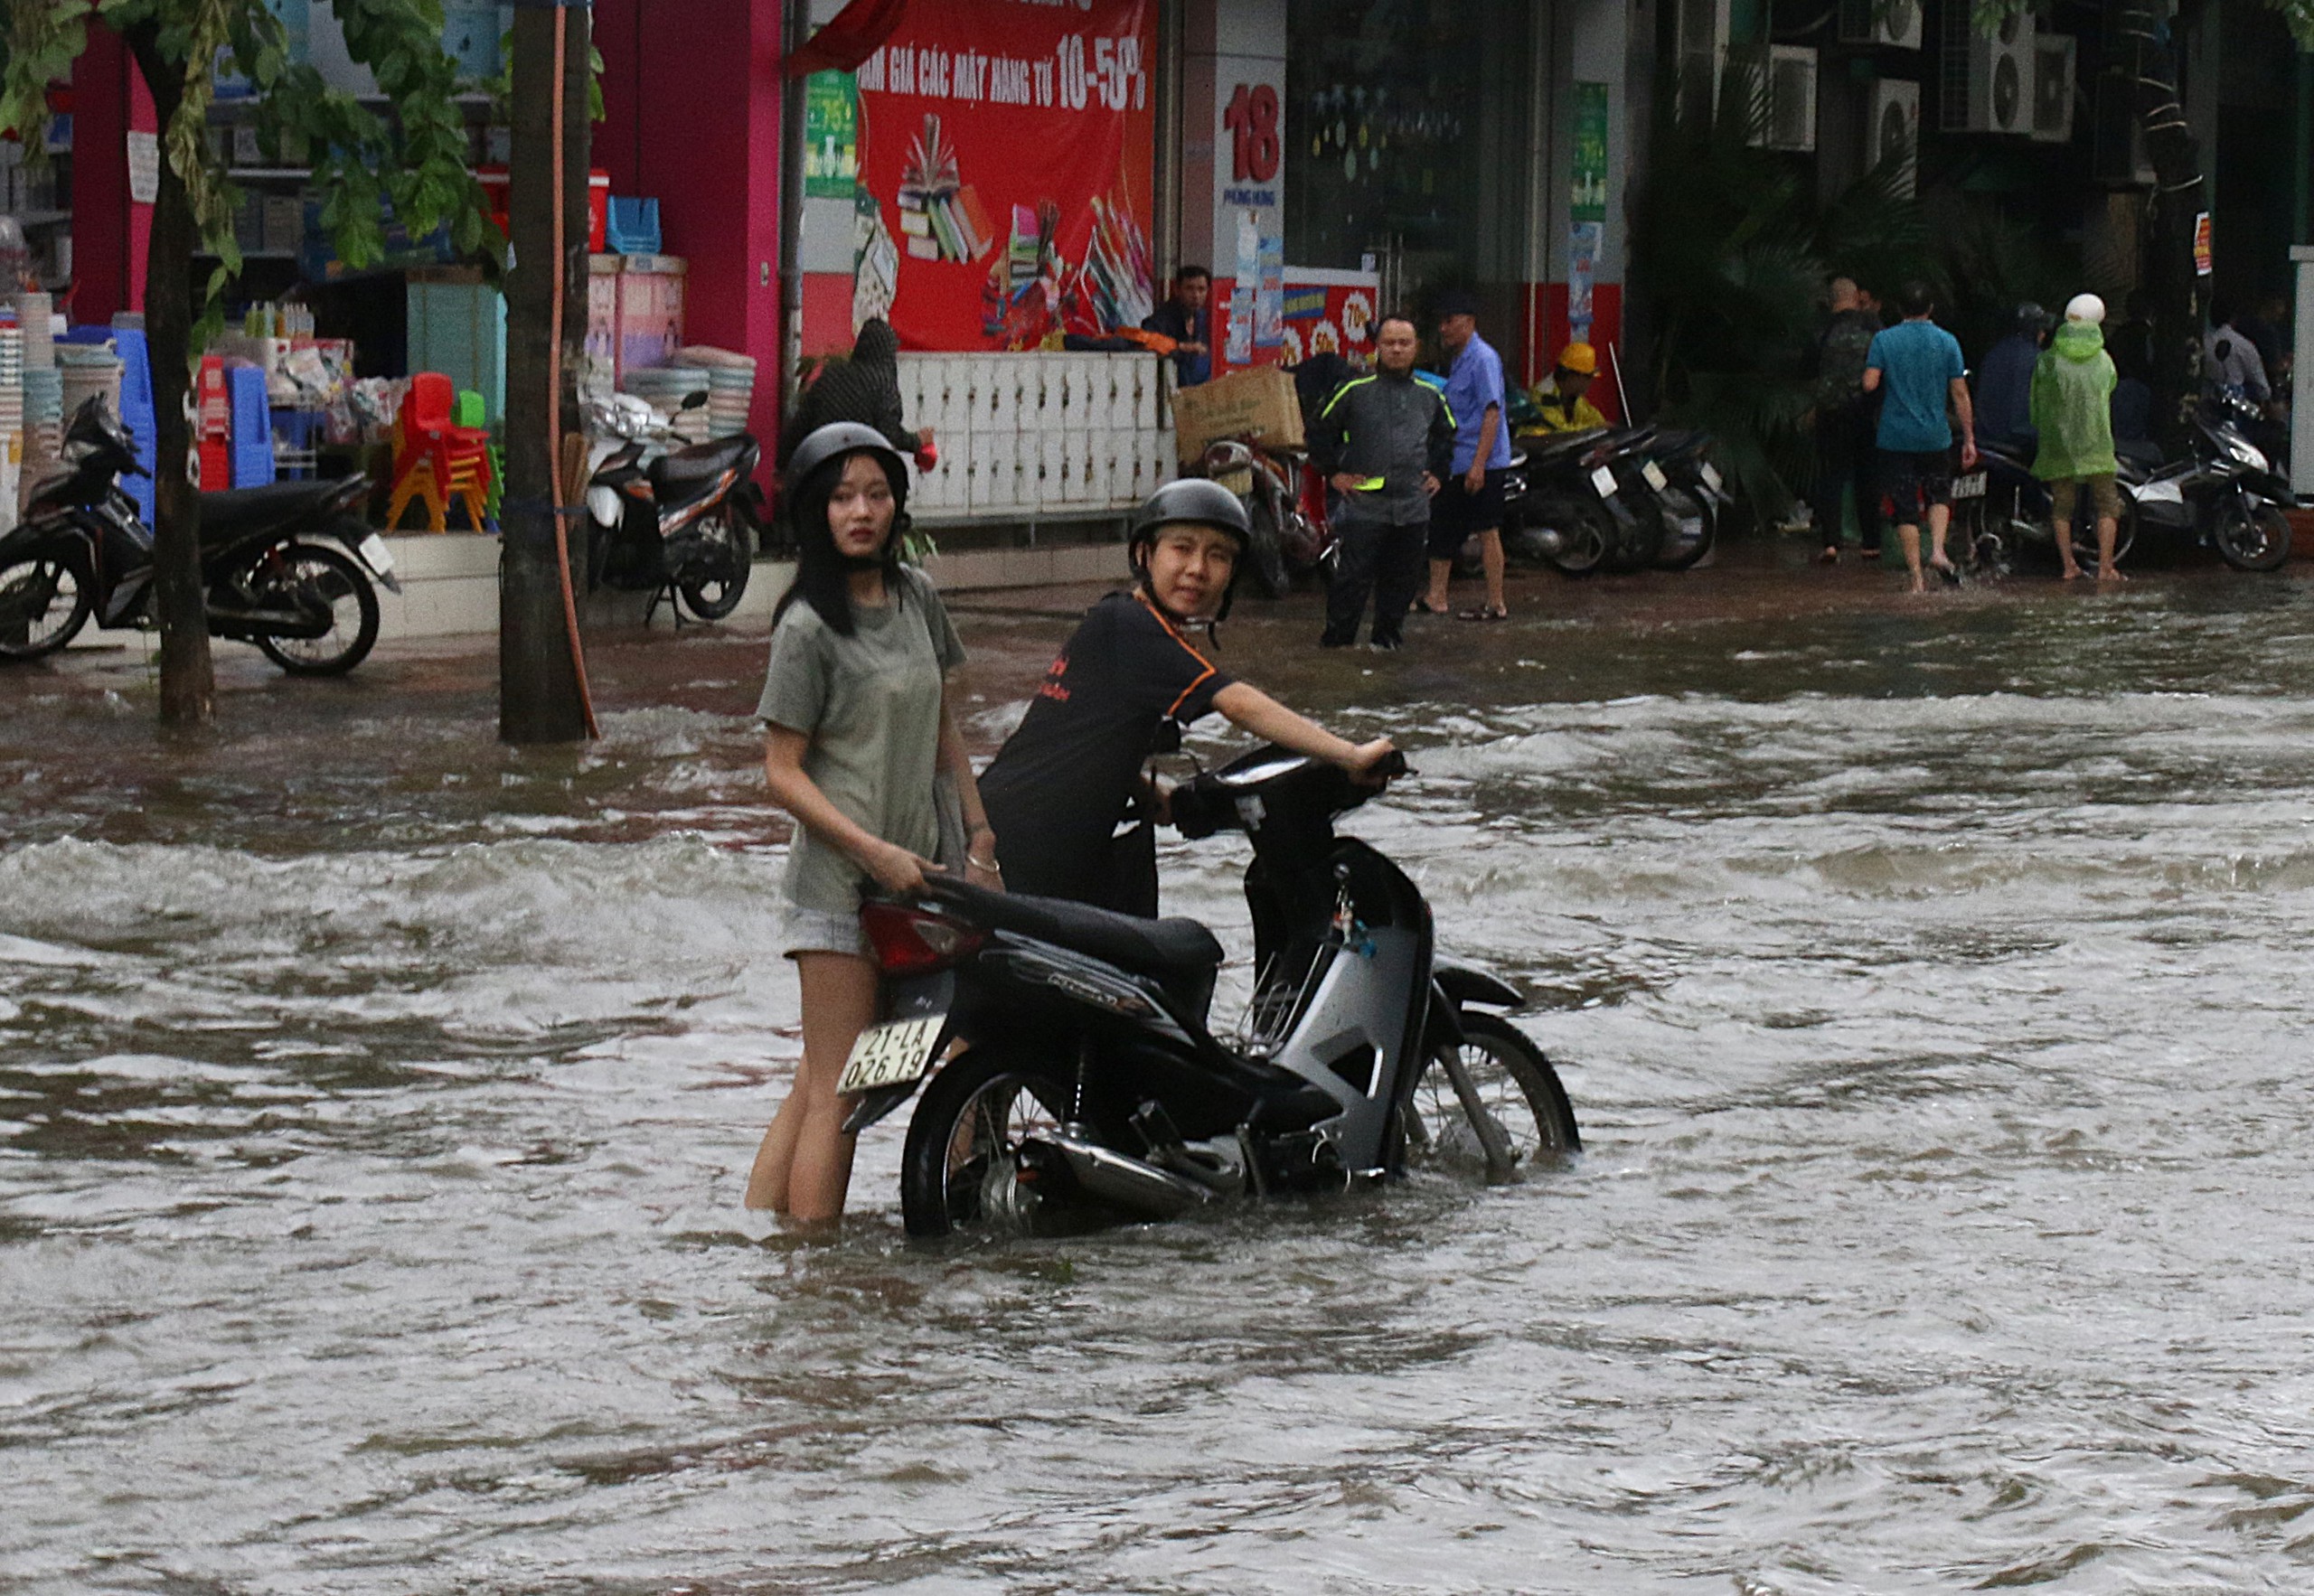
[4, 542, 2313, 1592]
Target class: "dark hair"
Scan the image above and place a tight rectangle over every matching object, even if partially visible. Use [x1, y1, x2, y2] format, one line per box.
[1176, 264, 1211, 284]
[1897, 280, 1935, 319]
[774, 449, 910, 637]
[1377, 313, 1419, 339]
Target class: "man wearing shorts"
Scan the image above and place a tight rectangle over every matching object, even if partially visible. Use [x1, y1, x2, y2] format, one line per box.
[1422, 290, 1513, 620]
[2031, 294, 2124, 581]
[1864, 281, 1978, 593]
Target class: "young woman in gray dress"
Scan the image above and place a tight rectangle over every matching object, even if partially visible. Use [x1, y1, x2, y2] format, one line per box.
[746, 424, 1001, 1220]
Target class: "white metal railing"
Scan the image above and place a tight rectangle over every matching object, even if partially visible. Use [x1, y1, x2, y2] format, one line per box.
[894, 351, 1177, 522]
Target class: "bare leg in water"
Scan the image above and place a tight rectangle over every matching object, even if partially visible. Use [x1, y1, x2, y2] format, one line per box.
[745, 951, 878, 1220]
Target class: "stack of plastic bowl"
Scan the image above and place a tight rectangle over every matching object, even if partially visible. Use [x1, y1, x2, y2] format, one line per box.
[21, 367, 63, 490]
[669, 348, 757, 441]
[0, 310, 21, 527]
[621, 364, 713, 446]
[57, 343, 123, 424]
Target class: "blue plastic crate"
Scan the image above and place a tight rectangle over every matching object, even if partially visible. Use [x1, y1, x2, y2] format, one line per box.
[227, 365, 276, 488]
[606, 195, 660, 256]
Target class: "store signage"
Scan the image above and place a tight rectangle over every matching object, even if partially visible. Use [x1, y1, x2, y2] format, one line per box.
[851, 0, 1156, 351]
[2194, 212, 2213, 277]
[804, 71, 860, 200]
[1568, 81, 1610, 342]
[127, 130, 158, 205]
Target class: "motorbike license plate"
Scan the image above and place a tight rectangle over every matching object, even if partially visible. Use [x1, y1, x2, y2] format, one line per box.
[836, 1015, 945, 1095]
[357, 533, 396, 575]
[1641, 461, 1670, 493]
[1698, 462, 1723, 493]
[1590, 465, 1619, 499]
[1952, 473, 1988, 501]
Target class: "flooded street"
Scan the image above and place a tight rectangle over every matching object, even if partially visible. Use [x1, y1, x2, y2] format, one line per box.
[5, 548, 2314, 1593]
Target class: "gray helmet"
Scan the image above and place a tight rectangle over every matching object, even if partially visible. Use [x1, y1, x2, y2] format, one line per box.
[785, 421, 907, 496]
[1128, 477, 1252, 556]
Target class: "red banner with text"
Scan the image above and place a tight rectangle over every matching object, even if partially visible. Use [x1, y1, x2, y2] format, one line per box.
[851, 0, 1156, 352]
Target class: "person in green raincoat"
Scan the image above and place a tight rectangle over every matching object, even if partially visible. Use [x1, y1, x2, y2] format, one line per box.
[2030, 294, 2125, 582]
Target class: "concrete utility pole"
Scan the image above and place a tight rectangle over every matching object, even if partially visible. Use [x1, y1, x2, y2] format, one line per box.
[499, 0, 596, 744]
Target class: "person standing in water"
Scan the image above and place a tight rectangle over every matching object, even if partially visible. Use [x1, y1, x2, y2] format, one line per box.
[746, 423, 1000, 1221]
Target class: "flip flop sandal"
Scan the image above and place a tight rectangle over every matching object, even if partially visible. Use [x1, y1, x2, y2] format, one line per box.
[1457, 606, 1510, 622]
[1410, 598, 1448, 615]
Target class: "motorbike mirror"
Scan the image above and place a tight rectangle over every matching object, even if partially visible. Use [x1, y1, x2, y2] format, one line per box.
[1148, 719, 1184, 756]
[680, 390, 709, 410]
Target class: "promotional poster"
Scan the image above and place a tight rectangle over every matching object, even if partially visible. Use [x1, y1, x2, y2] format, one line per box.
[852, 0, 1157, 352]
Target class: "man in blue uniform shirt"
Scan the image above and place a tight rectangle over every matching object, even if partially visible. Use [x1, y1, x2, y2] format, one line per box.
[1422, 289, 1514, 620]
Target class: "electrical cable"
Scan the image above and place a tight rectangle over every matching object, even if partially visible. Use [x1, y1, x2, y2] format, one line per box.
[544, 2, 599, 738]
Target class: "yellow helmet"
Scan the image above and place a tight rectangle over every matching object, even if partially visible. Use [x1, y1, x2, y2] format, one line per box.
[1557, 342, 1598, 376]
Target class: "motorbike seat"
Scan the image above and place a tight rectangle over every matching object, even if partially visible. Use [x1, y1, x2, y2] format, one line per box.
[1526, 428, 1608, 466]
[650, 437, 754, 499]
[2115, 437, 2164, 473]
[198, 480, 353, 541]
[936, 879, 1223, 993]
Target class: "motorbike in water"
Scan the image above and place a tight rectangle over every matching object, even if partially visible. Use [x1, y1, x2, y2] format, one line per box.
[581, 390, 764, 622]
[0, 398, 399, 674]
[834, 746, 1581, 1240]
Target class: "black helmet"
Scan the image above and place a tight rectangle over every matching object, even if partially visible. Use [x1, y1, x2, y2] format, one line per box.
[2014, 302, 2054, 339]
[1127, 478, 1254, 623]
[1128, 477, 1251, 556]
[785, 421, 907, 496]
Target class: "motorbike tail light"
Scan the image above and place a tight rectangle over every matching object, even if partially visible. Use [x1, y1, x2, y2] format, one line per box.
[861, 903, 989, 975]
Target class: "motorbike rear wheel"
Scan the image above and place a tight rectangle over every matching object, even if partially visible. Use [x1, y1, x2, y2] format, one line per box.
[249, 543, 380, 676]
[1245, 494, 1293, 599]
[901, 1048, 1079, 1240]
[1545, 505, 1611, 577]
[1399, 1013, 1579, 1178]
[2213, 496, 2292, 572]
[677, 509, 753, 620]
[0, 549, 94, 661]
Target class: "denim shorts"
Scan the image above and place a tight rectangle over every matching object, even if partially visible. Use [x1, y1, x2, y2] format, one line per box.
[784, 903, 869, 960]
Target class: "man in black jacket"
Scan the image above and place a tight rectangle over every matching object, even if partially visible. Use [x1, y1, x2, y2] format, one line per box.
[1305, 315, 1455, 649]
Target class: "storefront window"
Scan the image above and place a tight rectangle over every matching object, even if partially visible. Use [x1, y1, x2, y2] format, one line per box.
[1284, 0, 1536, 301]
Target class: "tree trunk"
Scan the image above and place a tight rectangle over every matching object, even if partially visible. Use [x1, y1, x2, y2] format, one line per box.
[497, 3, 591, 744]
[126, 26, 215, 728]
[2115, 0, 2206, 447]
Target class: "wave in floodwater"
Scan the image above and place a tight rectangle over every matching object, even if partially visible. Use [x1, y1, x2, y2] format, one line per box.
[6, 614, 2314, 1591]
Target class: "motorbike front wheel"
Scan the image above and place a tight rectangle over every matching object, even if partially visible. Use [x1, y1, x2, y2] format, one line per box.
[677, 510, 753, 620]
[1399, 1012, 1579, 1178]
[901, 1048, 1078, 1240]
[1654, 486, 1713, 572]
[0, 550, 94, 661]
[1245, 494, 1293, 599]
[2213, 495, 2293, 572]
[249, 543, 381, 676]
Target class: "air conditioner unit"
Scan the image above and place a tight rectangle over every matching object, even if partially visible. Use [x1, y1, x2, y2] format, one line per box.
[1865, 78, 1921, 196]
[2091, 75, 2157, 184]
[1839, 0, 1924, 52]
[2030, 33, 2077, 144]
[1731, 44, 1820, 151]
[1940, 5, 2033, 135]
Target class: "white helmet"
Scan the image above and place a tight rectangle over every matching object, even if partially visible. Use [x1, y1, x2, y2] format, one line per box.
[2064, 293, 2106, 325]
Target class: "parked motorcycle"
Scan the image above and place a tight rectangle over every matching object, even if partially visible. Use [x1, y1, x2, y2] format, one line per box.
[0, 397, 399, 674]
[1504, 426, 1644, 577]
[1645, 428, 1729, 571]
[833, 746, 1580, 1239]
[581, 391, 764, 622]
[1196, 434, 1313, 597]
[2118, 393, 2295, 572]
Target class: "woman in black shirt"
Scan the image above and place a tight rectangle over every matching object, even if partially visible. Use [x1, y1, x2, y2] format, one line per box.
[979, 480, 1396, 914]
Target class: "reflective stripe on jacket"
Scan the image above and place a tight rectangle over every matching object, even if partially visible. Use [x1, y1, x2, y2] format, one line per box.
[1306, 371, 1457, 526]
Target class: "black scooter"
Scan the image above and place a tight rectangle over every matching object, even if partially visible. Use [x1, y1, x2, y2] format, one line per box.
[835, 746, 1580, 1240]
[2120, 392, 2296, 572]
[0, 397, 399, 674]
[581, 391, 764, 622]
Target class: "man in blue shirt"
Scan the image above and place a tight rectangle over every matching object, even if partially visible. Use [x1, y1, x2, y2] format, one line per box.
[1864, 280, 1979, 592]
[1142, 266, 1213, 388]
[1422, 290, 1514, 619]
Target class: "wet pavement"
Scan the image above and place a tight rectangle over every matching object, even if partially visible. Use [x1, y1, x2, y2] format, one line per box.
[4, 540, 2313, 1592]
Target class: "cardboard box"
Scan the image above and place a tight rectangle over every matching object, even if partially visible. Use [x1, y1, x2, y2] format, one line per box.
[1168, 362, 1303, 464]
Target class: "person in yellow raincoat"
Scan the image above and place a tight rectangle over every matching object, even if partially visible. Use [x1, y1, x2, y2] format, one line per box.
[1528, 342, 1609, 434]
